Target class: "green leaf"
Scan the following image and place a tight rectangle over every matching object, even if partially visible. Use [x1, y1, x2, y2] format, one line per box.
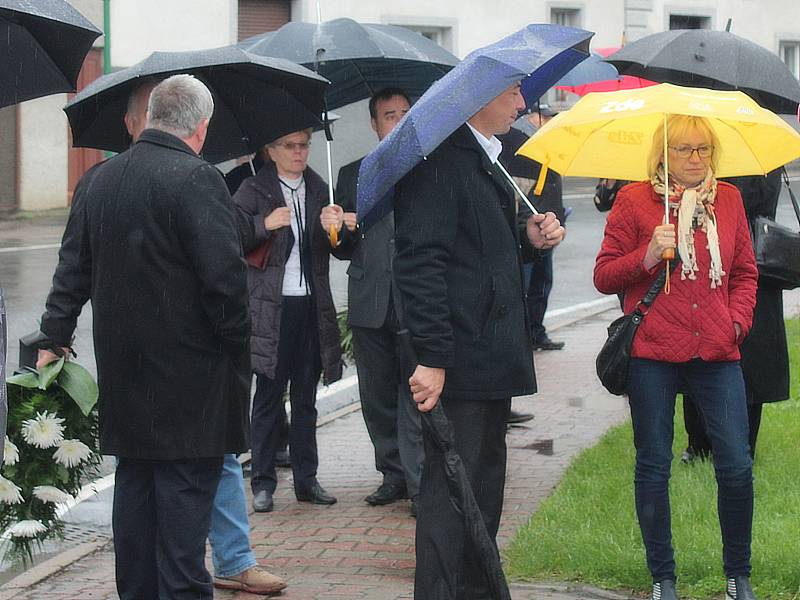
[6, 371, 39, 389]
[37, 358, 65, 390]
[57, 362, 98, 417]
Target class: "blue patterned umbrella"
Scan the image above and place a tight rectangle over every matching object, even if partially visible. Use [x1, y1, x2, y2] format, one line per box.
[356, 24, 592, 228]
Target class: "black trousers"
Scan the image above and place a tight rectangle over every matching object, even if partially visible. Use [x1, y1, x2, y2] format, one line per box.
[683, 395, 762, 459]
[351, 304, 423, 498]
[251, 295, 321, 494]
[414, 397, 511, 600]
[525, 250, 554, 342]
[113, 456, 223, 600]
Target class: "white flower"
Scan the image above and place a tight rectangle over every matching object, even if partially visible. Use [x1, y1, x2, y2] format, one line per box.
[0, 476, 23, 505]
[7, 520, 47, 538]
[3, 439, 19, 466]
[32, 486, 73, 505]
[21, 411, 65, 449]
[53, 439, 92, 468]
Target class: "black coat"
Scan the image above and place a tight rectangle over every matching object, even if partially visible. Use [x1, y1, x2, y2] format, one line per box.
[232, 161, 346, 384]
[393, 125, 537, 401]
[41, 129, 251, 459]
[726, 170, 790, 404]
[336, 158, 396, 329]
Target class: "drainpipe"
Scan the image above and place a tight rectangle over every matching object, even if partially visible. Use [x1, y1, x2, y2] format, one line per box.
[103, 0, 111, 74]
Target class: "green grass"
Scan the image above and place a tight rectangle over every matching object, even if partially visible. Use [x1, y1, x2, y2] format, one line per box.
[505, 319, 800, 599]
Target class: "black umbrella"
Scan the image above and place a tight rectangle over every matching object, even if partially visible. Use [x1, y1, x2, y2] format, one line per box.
[605, 29, 800, 114]
[239, 17, 459, 110]
[64, 45, 330, 163]
[0, 0, 101, 108]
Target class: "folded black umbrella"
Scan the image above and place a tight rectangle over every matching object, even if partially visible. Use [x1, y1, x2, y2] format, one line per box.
[0, 0, 101, 108]
[239, 17, 459, 109]
[605, 29, 800, 114]
[64, 46, 330, 163]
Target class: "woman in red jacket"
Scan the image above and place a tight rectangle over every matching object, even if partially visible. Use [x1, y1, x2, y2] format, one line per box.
[594, 115, 758, 600]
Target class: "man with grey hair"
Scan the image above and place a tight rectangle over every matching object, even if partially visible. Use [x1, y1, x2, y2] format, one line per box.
[38, 74, 251, 599]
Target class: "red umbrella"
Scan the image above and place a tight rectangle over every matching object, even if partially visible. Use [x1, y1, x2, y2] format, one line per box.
[557, 47, 657, 96]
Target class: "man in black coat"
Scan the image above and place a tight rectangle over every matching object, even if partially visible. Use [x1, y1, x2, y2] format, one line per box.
[393, 82, 565, 599]
[333, 87, 424, 512]
[39, 75, 250, 600]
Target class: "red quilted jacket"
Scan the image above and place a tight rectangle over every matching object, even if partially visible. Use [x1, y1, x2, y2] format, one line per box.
[594, 181, 758, 363]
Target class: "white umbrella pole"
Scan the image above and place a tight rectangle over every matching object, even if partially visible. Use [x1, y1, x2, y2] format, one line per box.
[316, 0, 338, 246]
[662, 113, 673, 293]
[495, 161, 540, 215]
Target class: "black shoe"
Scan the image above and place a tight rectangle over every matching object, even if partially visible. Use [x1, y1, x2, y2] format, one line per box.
[252, 489, 273, 513]
[532, 334, 565, 351]
[507, 410, 534, 424]
[410, 498, 417, 518]
[726, 576, 757, 600]
[651, 580, 679, 600]
[295, 480, 337, 505]
[364, 482, 407, 506]
[275, 449, 291, 468]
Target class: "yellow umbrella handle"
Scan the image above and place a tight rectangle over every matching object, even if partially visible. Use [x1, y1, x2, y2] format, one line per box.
[328, 224, 338, 248]
[533, 165, 548, 196]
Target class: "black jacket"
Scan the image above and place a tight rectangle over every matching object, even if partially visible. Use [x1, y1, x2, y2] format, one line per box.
[336, 158, 396, 329]
[41, 129, 251, 459]
[393, 125, 537, 401]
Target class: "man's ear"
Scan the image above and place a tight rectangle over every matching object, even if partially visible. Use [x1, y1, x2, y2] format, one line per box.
[123, 113, 135, 137]
[370, 118, 378, 134]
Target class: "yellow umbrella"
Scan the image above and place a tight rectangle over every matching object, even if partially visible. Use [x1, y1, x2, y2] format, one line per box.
[518, 82, 800, 186]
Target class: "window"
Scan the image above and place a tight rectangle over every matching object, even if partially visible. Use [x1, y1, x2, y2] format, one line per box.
[238, 0, 290, 41]
[780, 41, 800, 79]
[400, 25, 453, 52]
[669, 14, 711, 30]
[551, 8, 581, 28]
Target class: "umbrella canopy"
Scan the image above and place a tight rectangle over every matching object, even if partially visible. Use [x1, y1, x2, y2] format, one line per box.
[356, 24, 593, 228]
[64, 45, 330, 163]
[516, 83, 800, 182]
[239, 17, 459, 109]
[605, 29, 800, 114]
[556, 47, 656, 96]
[0, 0, 101, 108]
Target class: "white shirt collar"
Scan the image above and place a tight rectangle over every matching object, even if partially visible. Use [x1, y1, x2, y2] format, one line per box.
[466, 122, 503, 164]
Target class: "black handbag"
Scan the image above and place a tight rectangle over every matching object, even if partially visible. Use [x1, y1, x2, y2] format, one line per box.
[751, 168, 800, 290]
[596, 265, 670, 396]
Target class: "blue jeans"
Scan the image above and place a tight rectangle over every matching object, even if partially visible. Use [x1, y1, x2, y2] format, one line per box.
[207, 454, 257, 577]
[627, 359, 753, 582]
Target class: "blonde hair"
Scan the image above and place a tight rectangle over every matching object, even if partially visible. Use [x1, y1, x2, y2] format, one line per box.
[647, 115, 720, 179]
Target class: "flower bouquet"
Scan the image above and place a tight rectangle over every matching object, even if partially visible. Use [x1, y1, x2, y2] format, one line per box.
[1, 357, 99, 565]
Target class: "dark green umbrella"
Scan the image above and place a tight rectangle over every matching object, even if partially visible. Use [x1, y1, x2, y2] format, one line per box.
[605, 29, 800, 114]
[0, 0, 101, 108]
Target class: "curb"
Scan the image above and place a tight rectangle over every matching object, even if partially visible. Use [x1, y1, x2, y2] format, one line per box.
[510, 582, 636, 600]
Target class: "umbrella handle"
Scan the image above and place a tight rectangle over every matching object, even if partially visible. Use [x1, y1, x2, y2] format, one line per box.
[328, 224, 338, 247]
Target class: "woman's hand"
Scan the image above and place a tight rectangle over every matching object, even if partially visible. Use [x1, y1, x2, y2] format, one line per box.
[644, 224, 676, 270]
[264, 207, 291, 231]
[320, 204, 345, 232]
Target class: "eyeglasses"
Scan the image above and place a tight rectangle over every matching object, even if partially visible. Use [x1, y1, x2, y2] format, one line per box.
[275, 141, 311, 152]
[668, 144, 714, 159]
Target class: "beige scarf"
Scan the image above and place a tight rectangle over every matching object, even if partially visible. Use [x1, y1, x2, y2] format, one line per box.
[651, 166, 724, 288]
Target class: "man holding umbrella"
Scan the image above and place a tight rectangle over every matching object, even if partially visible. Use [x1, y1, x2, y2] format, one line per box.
[393, 81, 564, 598]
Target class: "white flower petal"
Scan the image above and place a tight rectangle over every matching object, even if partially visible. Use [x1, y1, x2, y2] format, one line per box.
[32, 485, 73, 504]
[3, 439, 19, 466]
[7, 519, 47, 538]
[21, 411, 65, 449]
[53, 439, 93, 468]
[0, 475, 23, 505]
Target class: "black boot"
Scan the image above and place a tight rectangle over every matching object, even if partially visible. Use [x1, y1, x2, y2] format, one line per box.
[651, 580, 679, 600]
[726, 576, 758, 600]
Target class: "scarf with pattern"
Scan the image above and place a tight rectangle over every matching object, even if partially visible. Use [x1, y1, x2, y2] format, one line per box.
[651, 166, 724, 288]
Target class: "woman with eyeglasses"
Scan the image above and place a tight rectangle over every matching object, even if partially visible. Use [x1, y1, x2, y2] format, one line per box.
[233, 128, 352, 513]
[594, 115, 759, 600]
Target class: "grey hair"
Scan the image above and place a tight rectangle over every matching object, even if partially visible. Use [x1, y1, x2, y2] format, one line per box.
[146, 74, 214, 138]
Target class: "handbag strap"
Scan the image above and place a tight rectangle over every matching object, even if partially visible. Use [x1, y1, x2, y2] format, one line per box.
[638, 260, 679, 310]
[781, 167, 800, 229]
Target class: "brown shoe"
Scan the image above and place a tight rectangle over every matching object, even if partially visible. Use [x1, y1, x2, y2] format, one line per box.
[214, 565, 287, 595]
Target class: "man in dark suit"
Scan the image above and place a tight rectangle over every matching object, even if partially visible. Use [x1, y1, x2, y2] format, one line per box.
[393, 82, 564, 598]
[38, 75, 251, 600]
[332, 87, 424, 512]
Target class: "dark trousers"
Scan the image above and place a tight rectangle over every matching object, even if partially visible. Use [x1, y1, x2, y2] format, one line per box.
[683, 396, 762, 459]
[351, 305, 423, 498]
[525, 250, 553, 341]
[627, 359, 753, 582]
[251, 295, 321, 494]
[414, 397, 510, 600]
[113, 456, 223, 600]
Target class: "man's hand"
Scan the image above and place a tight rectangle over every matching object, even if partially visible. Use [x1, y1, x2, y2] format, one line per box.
[320, 204, 345, 232]
[36, 347, 69, 369]
[409, 365, 445, 412]
[264, 207, 292, 231]
[342, 212, 358, 232]
[526, 211, 565, 250]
